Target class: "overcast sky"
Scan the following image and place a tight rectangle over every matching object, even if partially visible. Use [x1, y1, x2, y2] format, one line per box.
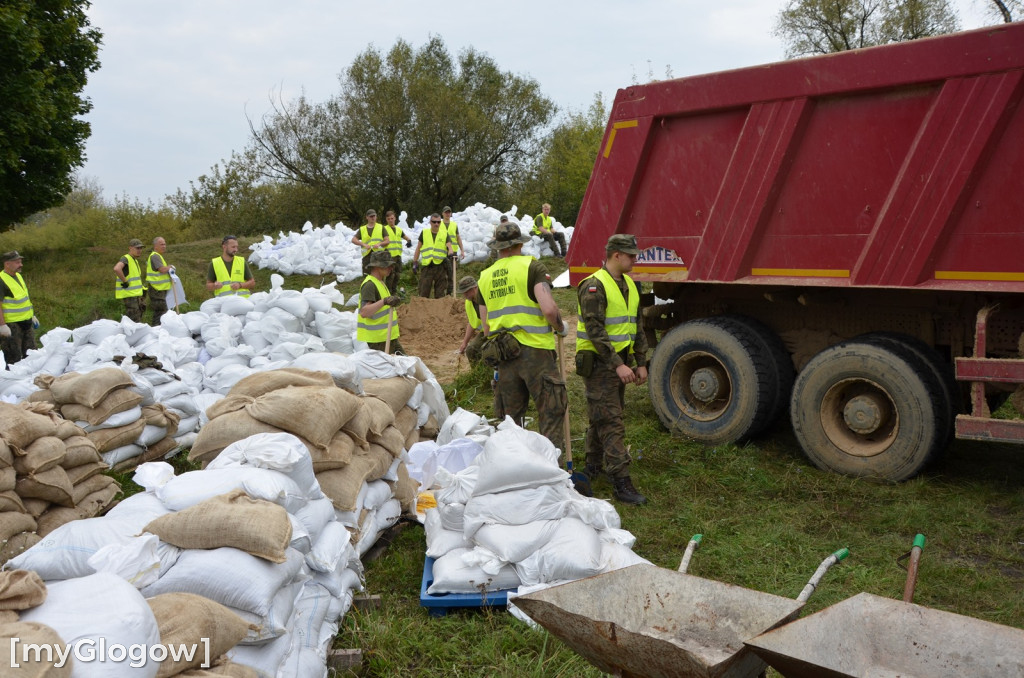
[79, 0, 994, 205]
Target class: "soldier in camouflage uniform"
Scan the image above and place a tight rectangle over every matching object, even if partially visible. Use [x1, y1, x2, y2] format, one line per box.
[576, 234, 649, 505]
[456, 276, 485, 364]
[478, 222, 567, 452]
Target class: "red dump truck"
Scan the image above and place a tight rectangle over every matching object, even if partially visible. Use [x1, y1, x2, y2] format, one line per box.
[567, 23, 1024, 481]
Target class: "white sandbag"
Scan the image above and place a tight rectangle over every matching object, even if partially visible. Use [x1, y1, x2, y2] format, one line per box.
[161, 392, 199, 415]
[228, 630, 291, 678]
[180, 310, 210, 334]
[304, 521, 351, 573]
[427, 547, 521, 595]
[472, 427, 567, 497]
[287, 581, 332, 653]
[294, 497, 335, 542]
[312, 563, 361, 599]
[348, 349, 418, 379]
[105, 490, 172, 530]
[437, 438, 484, 475]
[231, 580, 301, 644]
[424, 507, 472, 559]
[513, 518, 604, 586]
[174, 414, 200, 435]
[208, 432, 322, 500]
[434, 465, 479, 507]
[437, 408, 489, 445]
[136, 366, 176, 386]
[221, 294, 256, 316]
[263, 306, 304, 333]
[287, 352, 362, 393]
[86, 532, 163, 588]
[362, 479, 392, 512]
[78, 404, 142, 432]
[137, 423, 167, 447]
[132, 461, 175, 492]
[268, 290, 311, 320]
[204, 363, 255, 395]
[600, 540, 652, 571]
[160, 310, 192, 338]
[436, 501, 465, 533]
[406, 441, 439, 491]
[156, 467, 306, 514]
[142, 547, 304, 616]
[19, 572, 161, 678]
[101, 442, 144, 466]
[152, 378, 194, 401]
[462, 483, 576, 540]
[205, 349, 254, 375]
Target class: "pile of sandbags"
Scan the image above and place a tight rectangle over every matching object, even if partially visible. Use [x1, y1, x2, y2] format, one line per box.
[0, 401, 119, 555]
[424, 418, 649, 598]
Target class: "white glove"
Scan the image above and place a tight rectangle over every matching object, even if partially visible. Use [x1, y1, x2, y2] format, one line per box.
[0, 324, 10, 338]
[31, 316, 39, 330]
[168, 266, 176, 275]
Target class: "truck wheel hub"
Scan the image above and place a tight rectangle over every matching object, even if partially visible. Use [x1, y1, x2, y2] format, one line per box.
[690, 367, 725, 403]
[843, 394, 884, 434]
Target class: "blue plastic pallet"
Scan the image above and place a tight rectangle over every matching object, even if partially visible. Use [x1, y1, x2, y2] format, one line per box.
[419, 556, 512, 617]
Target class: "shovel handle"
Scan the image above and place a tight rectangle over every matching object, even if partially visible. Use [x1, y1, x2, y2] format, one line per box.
[796, 548, 849, 603]
[556, 332, 572, 467]
[900, 534, 926, 603]
[678, 534, 703, 573]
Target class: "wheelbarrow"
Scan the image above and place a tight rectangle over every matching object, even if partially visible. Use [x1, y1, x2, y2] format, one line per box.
[745, 534, 1024, 677]
[513, 537, 848, 678]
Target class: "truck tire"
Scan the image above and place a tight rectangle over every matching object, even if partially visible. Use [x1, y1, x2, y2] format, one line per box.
[721, 314, 795, 431]
[648, 316, 776, 444]
[790, 340, 944, 481]
[854, 332, 958, 450]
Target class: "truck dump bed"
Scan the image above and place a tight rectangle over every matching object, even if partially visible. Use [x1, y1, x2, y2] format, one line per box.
[568, 23, 1024, 293]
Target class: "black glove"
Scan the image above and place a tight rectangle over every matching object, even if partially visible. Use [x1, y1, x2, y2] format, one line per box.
[412, 262, 420, 274]
[404, 240, 411, 248]
[384, 295, 401, 306]
[120, 280, 130, 289]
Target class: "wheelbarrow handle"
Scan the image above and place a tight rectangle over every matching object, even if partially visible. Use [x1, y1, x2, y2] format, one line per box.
[897, 533, 926, 603]
[678, 534, 703, 574]
[796, 548, 850, 603]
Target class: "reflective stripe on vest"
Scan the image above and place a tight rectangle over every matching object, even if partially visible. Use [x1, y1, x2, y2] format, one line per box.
[420, 226, 448, 266]
[356, 275, 399, 343]
[532, 214, 552, 235]
[115, 254, 144, 299]
[444, 220, 459, 252]
[385, 225, 403, 257]
[360, 223, 385, 257]
[576, 268, 638, 354]
[211, 256, 250, 297]
[478, 255, 553, 350]
[0, 271, 33, 322]
[465, 298, 481, 331]
[146, 252, 171, 290]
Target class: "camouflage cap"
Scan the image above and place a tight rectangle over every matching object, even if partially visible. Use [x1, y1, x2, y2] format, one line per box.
[1, 251, 23, 262]
[365, 208, 377, 217]
[456, 276, 478, 294]
[487, 222, 531, 250]
[607, 233, 639, 256]
[442, 206, 452, 214]
[368, 250, 396, 269]
[129, 238, 144, 249]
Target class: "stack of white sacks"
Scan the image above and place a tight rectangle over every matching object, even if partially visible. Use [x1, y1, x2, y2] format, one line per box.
[415, 415, 650, 607]
[5, 434, 367, 678]
[248, 203, 574, 281]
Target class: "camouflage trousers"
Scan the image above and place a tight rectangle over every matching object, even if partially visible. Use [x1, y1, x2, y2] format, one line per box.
[583, 356, 633, 478]
[386, 256, 403, 294]
[494, 343, 566, 453]
[1, 318, 35, 366]
[465, 332, 484, 364]
[418, 262, 449, 299]
[539, 231, 567, 257]
[149, 289, 168, 325]
[123, 295, 145, 323]
[367, 339, 405, 356]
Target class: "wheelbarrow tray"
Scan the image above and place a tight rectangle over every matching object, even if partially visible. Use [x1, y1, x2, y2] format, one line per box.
[514, 563, 805, 678]
[745, 592, 1024, 678]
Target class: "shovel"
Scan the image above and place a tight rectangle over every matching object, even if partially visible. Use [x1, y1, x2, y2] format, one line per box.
[384, 306, 394, 354]
[556, 331, 592, 496]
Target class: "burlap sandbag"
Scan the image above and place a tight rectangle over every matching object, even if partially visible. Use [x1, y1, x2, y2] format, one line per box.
[0, 531, 41, 563]
[0, 621, 72, 677]
[112, 436, 177, 472]
[76, 484, 119, 519]
[0, 402, 58, 450]
[86, 418, 146, 454]
[141, 404, 180, 437]
[25, 387, 54, 403]
[316, 444, 393, 512]
[46, 367, 134, 407]
[341, 403, 371, 446]
[422, 413, 440, 439]
[205, 394, 254, 421]
[0, 570, 47, 610]
[0, 611, 15, 624]
[16, 467, 74, 507]
[361, 395, 395, 436]
[0, 512, 36, 544]
[0, 491, 25, 514]
[145, 490, 291, 562]
[245, 384, 361, 449]
[404, 427, 419, 455]
[310, 430, 356, 473]
[61, 438, 102, 469]
[0, 438, 11, 468]
[188, 411, 287, 466]
[390, 462, 419, 515]
[71, 474, 118, 506]
[394, 406, 419, 439]
[64, 462, 107, 486]
[54, 419, 84, 441]
[0, 467, 16, 493]
[60, 389, 144, 427]
[369, 425, 406, 459]
[148, 593, 253, 678]
[35, 506, 83, 537]
[20, 498, 48, 519]
[178, 659, 260, 678]
[227, 367, 335, 399]
[13, 436, 66, 476]
[363, 376, 418, 414]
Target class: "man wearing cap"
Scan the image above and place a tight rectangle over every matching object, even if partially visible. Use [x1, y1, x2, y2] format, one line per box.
[351, 209, 390, 276]
[576, 234, 649, 505]
[146, 236, 174, 324]
[358, 251, 404, 355]
[206, 235, 254, 298]
[114, 239, 147, 322]
[478, 222, 567, 452]
[0, 251, 36, 366]
[532, 203, 568, 258]
[456, 276, 485, 364]
[412, 213, 452, 298]
[383, 209, 411, 293]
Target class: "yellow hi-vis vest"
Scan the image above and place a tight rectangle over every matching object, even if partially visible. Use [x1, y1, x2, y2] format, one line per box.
[465, 298, 481, 331]
[211, 256, 251, 298]
[478, 255, 554, 350]
[0, 271, 33, 322]
[115, 254, 144, 299]
[420, 226, 449, 266]
[444, 219, 460, 252]
[146, 252, 171, 291]
[357, 275, 399, 343]
[359, 223, 385, 257]
[577, 268, 639, 354]
[532, 213, 552, 235]
[385, 225, 404, 257]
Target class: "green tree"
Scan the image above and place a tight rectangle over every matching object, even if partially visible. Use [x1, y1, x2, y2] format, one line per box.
[248, 37, 555, 224]
[987, 0, 1023, 22]
[774, 0, 959, 57]
[0, 0, 101, 228]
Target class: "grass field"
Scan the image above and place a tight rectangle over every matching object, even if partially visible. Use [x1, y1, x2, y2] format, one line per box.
[17, 239, 1024, 677]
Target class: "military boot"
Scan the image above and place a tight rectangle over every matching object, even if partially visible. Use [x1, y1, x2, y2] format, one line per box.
[612, 476, 647, 505]
[583, 463, 604, 483]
